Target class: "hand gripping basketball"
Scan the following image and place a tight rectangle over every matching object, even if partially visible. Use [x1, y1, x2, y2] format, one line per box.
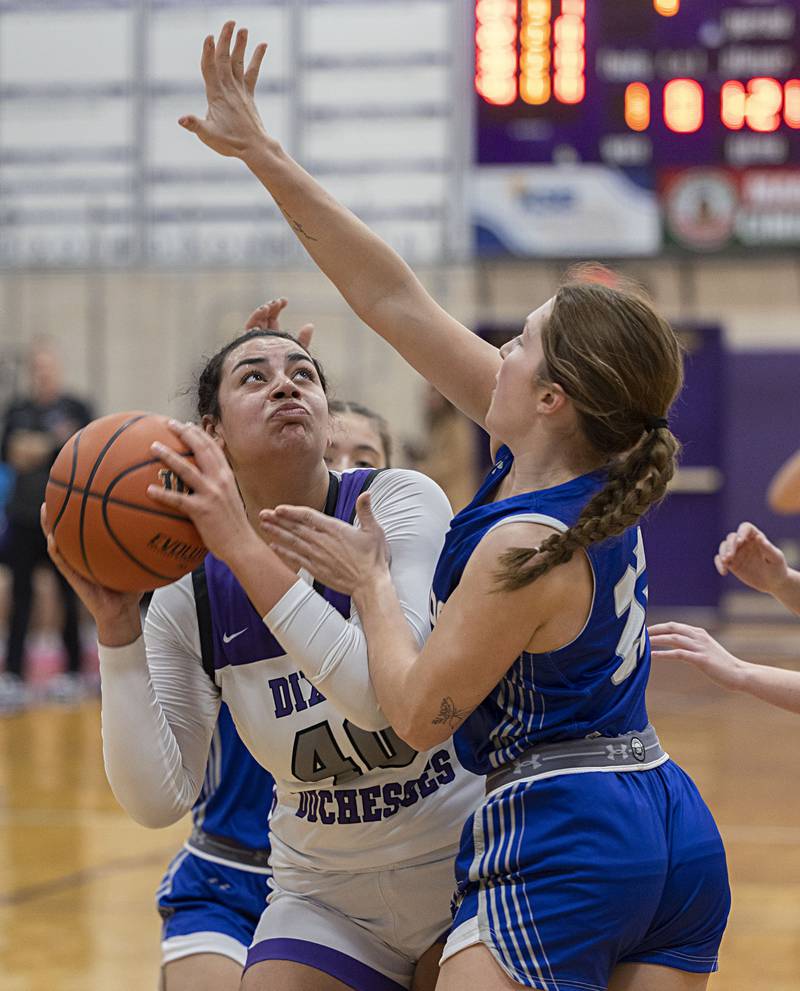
[45, 411, 207, 593]
[147, 420, 254, 565]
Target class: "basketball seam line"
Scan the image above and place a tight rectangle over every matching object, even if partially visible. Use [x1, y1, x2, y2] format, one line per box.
[77, 414, 148, 584]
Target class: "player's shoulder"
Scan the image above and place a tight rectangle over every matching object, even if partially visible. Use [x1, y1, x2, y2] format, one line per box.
[370, 467, 452, 512]
[465, 514, 578, 600]
[472, 516, 560, 567]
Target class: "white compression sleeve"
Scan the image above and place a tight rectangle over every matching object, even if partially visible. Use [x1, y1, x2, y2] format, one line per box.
[265, 469, 452, 732]
[98, 576, 220, 828]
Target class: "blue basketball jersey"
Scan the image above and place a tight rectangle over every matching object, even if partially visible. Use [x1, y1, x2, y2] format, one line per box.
[190, 701, 275, 850]
[431, 445, 651, 776]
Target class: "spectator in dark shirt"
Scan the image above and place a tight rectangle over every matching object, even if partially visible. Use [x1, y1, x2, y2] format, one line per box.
[0, 341, 93, 709]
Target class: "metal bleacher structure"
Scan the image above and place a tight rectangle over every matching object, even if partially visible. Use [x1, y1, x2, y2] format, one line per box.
[0, 0, 473, 271]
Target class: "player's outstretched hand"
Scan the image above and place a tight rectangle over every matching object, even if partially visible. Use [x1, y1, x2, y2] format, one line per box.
[244, 297, 315, 348]
[714, 520, 788, 594]
[147, 420, 253, 563]
[648, 621, 744, 692]
[260, 492, 390, 595]
[40, 504, 143, 645]
[179, 21, 269, 161]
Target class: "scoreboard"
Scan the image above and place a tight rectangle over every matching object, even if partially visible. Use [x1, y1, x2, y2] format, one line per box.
[472, 0, 800, 255]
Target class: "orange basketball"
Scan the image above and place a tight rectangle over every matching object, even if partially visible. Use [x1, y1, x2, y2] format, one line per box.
[45, 411, 206, 593]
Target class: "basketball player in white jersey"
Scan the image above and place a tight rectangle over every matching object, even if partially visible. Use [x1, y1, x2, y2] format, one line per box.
[43, 322, 483, 991]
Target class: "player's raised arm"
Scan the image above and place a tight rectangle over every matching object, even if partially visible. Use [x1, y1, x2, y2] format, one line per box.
[178, 21, 500, 428]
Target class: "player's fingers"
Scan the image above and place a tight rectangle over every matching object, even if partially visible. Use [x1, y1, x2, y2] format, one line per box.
[648, 633, 698, 652]
[164, 419, 227, 471]
[199, 34, 221, 97]
[297, 323, 315, 349]
[647, 621, 690, 637]
[261, 520, 327, 561]
[649, 648, 691, 663]
[736, 520, 760, 542]
[178, 115, 208, 138]
[244, 42, 268, 95]
[265, 297, 288, 330]
[270, 504, 331, 531]
[40, 502, 51, 537]
[231, 26, 247, 84]
[260, 515, 329, 552]
[714, 553, 728, 576]
[215, 20, 236, 78]
[355, 492, 380, 534]
[150, 442, 203, 493]
[146, 484, 190, 515]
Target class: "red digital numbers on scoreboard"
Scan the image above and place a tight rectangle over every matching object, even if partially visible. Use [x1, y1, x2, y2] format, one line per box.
[663, 79, 704, 133]
[622, 78, 800, 135]
[475, 0, 518, 106]
[477, 0, 586, 109]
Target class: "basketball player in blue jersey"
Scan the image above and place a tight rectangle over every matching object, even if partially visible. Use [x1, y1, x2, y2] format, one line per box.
[172, 22, 730, 989]
[44, 319, 483, 991]
[155, 384, 394, 991]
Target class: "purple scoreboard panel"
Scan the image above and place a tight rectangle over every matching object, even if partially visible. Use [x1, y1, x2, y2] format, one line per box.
[473, 0, 800, 255]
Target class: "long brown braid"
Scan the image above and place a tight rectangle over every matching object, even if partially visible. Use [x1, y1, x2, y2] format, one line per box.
[497, 267, 683, 591]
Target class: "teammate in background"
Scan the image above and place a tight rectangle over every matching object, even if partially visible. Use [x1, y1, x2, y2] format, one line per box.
[45, 318, 483, 991]
[650, 521, 800, 714]
[767, 449, 800, 514]
[326, 399, 392, 471]
[0, 339, 93, 710]
[179, 23, 730, 990]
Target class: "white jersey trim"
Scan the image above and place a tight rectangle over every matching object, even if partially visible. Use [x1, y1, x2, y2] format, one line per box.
[161, 930, 248, 967]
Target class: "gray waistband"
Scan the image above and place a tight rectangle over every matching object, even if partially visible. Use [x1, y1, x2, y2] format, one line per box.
[485, 724, 667, 796]
[187, 827, 270, 869]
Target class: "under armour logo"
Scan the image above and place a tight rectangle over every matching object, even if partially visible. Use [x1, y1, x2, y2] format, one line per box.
[605, 743, 630, 761]
[513, 753, 542, 773]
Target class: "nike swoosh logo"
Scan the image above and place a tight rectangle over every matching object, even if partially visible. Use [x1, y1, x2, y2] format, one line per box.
[222, 629, 248, 644]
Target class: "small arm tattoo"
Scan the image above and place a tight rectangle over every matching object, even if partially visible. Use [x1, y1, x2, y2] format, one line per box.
[274, 198, 318, 242]
[432, 697, 469, 730]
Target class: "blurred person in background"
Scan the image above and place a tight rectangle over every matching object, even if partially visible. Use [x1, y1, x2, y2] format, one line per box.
[767, 450, 800, 514]
[326, 399, 391, 471]
[651, 522, 800, 713]
[0, 339, 93, 709]
[404, 386, 477, 514]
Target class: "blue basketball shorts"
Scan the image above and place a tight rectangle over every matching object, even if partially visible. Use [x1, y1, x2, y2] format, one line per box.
[156, 848, 272, 967]
[441, 759, 730, 990]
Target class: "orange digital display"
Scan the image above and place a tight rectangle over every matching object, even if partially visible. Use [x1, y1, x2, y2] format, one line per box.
[785, 80, 800, 129]
[474, 1, 800, 171]
[625, 82, 651, 132]
[653, 0, 680, 15]
[663, 79, 704, 134]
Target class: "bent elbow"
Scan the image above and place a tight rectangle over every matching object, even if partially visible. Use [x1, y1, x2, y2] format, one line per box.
[123, 802, 185, 830]
[394, 713, 452, 753]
